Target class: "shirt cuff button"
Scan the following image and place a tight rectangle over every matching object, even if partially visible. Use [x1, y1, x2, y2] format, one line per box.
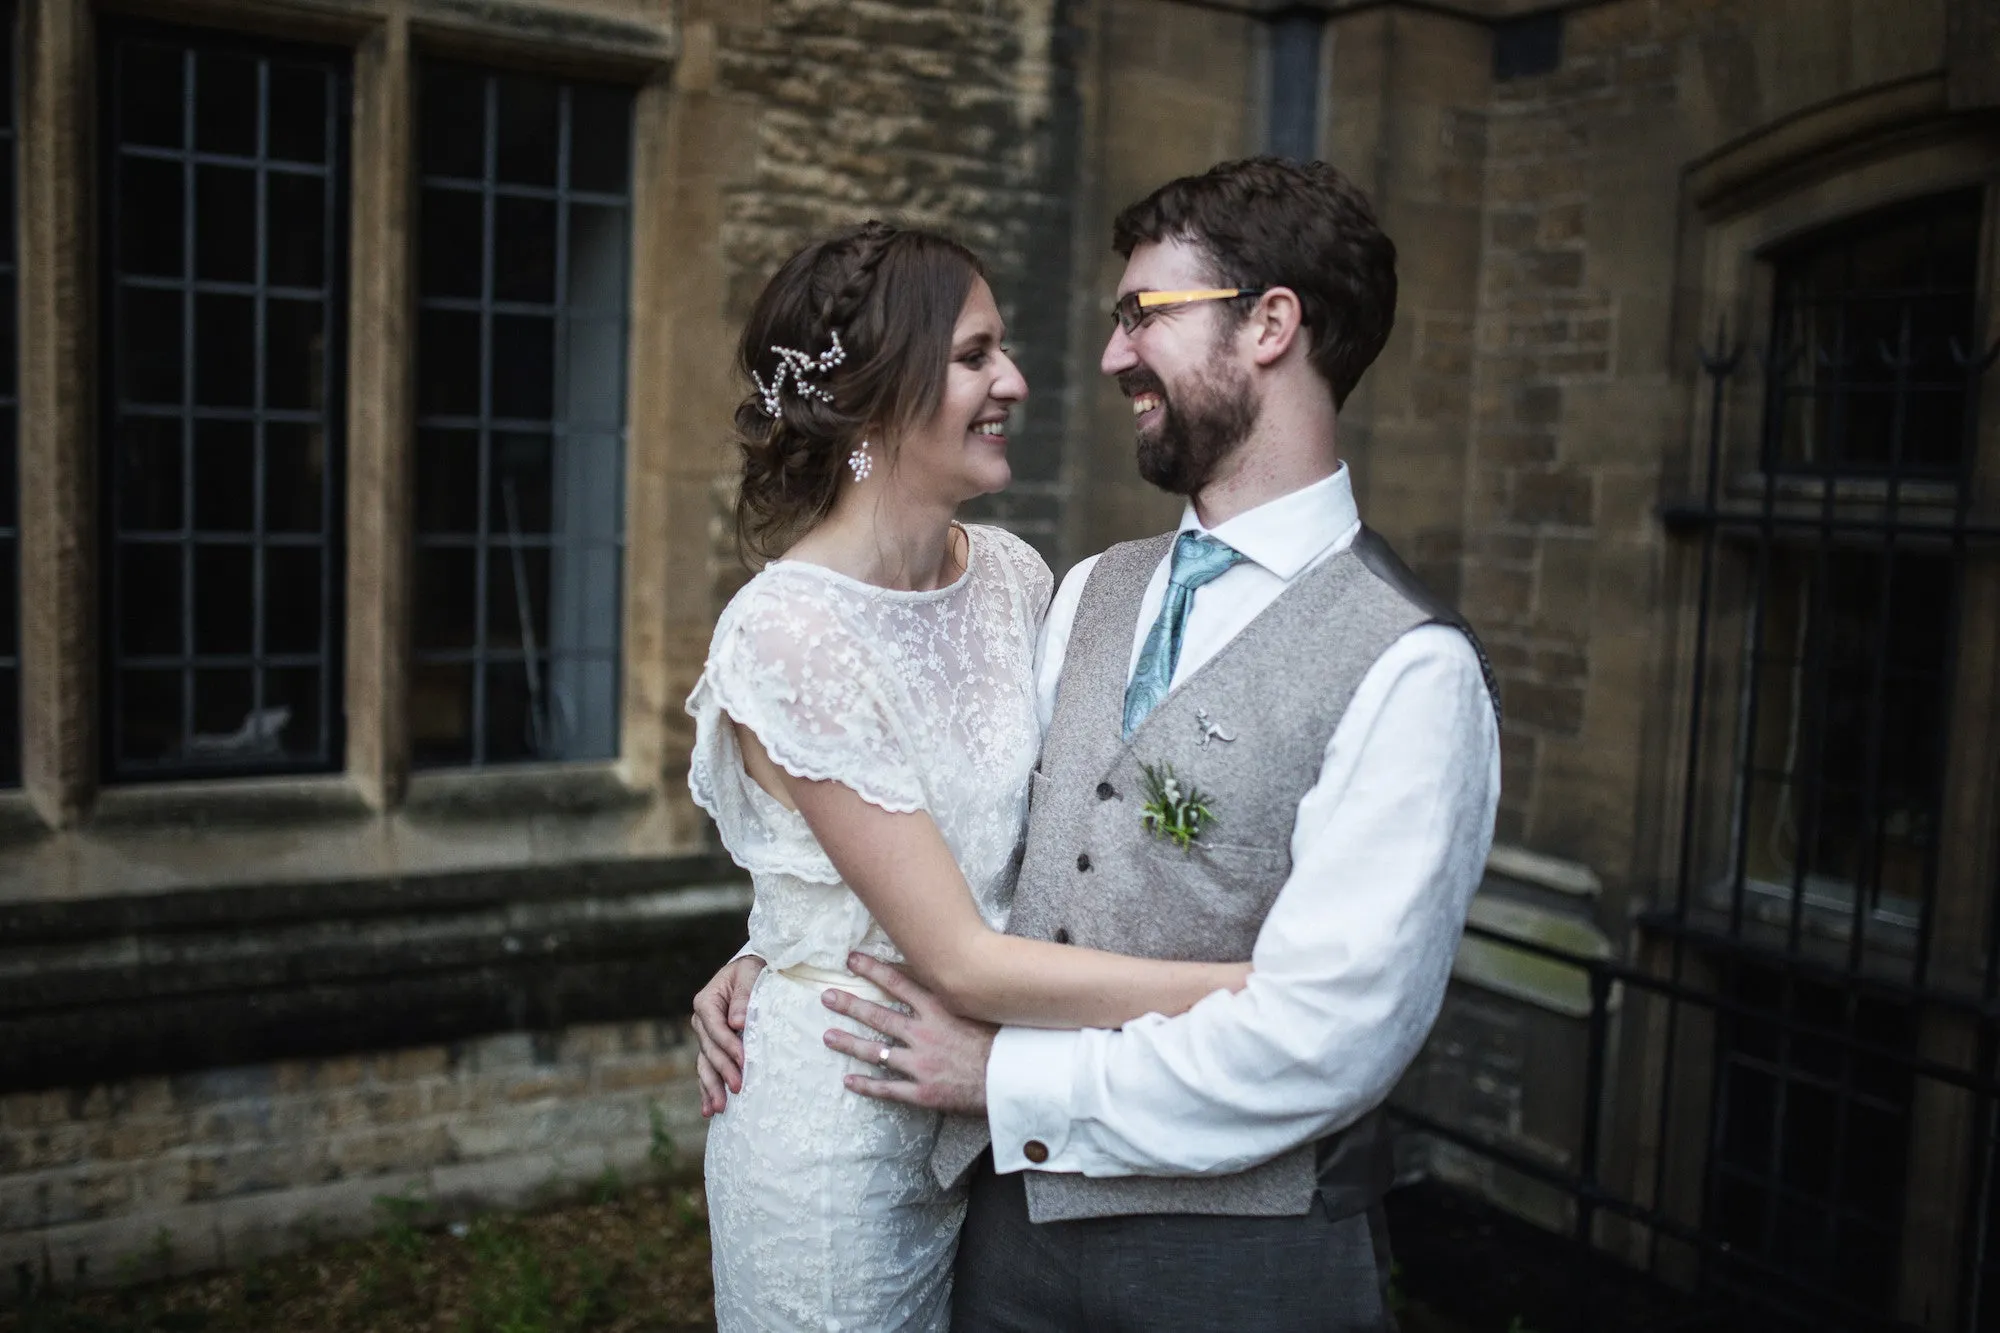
[1023, 1140, 1050, 1164]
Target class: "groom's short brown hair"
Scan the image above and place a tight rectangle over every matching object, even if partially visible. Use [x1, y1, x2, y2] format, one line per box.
[1112, 157, 1397, 409]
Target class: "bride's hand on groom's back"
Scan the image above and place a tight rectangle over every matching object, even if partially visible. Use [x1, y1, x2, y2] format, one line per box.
[692, 955, 765, 1116]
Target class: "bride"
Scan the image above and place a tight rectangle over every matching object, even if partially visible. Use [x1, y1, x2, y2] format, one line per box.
[685, 221, 1248, 1330]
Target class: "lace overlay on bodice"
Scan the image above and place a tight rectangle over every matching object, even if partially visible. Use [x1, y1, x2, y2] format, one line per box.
[687, 521, 1051, 969]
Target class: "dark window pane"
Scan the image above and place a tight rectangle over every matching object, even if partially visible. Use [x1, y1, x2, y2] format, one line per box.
[494, 74, 558, 186]
[193, 292, 255, 406]
[265, 422, 327, 533]
[265, 546, 322, 654]
[419, 308, 483, 417]
[195, 164, 256, 282]
[193, 543, 253, 654]
[0, 669, 19, 786]
[194, 51, 259, 157]
[118, 155, 184, 277]
[482, 658, 541, 761]
[566, 206, 626, 313]
[491, 315, 553, 420]
[266, 65, 328, 163]
[266, 298, 326, 410]
[104, 29, 347, 782]
[416, 428, 481, 533]
[552, 547, 621, 654]
[486, 545, 550, 651]
[0, 150, 13, 260]
[548, 655, 617, 758]
[267, 171, 326, 289]
[192, 419, 254, 532]
[0, 544, 18, 658]
[494, 195, 556, 304]
[489, 431, 553, 536]
[421, 66, 486, 178]
[568, 86, 631, 193]
[121, 287, 186, 405]
[0, 274, 13, 400]
[413, 62, 629, 770]
[189, 667, 257, 748]
[266, 666, 322, 757]
[0, 414, 16, 528]
[118, 669, 184, 763]
[564, 321, 624, 428]
[117, 417, 184, 533]
[414, 546, 478, 651]
[120, 544, 183, 655]
[410, 661, 473, 764]
[420, 187, 485, 299]
[120, 44, 185, 150]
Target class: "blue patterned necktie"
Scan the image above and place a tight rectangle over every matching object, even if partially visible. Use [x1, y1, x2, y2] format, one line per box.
[1122, 532, 1247, 735]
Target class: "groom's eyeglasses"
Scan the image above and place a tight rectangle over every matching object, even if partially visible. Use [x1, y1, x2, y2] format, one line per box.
[1110, 288, 1267, 335]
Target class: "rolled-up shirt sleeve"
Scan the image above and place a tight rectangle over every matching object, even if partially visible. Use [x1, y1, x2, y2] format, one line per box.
[985, 624, 1500, 1177]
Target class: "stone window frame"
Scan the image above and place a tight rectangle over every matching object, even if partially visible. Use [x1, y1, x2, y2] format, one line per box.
[1622, 76, 2000, 1326]
[1668, 73, 2000, 966]
[12, 0, 681, 848]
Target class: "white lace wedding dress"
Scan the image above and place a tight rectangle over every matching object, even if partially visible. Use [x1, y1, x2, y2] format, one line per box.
[687, 523, 1051, 1332]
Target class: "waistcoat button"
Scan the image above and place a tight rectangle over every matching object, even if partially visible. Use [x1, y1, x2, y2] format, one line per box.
[1096, 782, 1115, 800]
[1076, 853, 1091, 872]
[1024, 1140, 1050, 1164]
[1054, 928, 1071, 944]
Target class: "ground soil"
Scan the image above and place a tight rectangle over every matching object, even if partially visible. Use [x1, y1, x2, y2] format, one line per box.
[1, 1176, 715, 1333]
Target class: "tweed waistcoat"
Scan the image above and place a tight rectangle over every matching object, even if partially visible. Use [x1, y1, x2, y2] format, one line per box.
[932, 526, 1497, 1223]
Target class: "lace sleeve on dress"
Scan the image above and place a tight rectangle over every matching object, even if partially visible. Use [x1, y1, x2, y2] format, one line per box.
[696, 575, 928, 816]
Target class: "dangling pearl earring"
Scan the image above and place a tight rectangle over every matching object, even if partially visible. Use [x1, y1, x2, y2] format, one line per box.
[847, 439, 874, 482]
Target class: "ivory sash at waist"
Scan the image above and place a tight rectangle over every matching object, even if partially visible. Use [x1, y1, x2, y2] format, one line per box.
[775, 961, 893, 1003]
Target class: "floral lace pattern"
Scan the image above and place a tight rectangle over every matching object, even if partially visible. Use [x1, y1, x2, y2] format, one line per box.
[687, 523, 1051, 1330]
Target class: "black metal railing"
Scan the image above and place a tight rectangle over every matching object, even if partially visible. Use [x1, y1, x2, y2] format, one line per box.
[1398, 189, 2000, 1332]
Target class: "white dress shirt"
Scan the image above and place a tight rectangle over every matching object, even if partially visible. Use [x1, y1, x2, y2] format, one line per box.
[985, 465, 1501, 1178]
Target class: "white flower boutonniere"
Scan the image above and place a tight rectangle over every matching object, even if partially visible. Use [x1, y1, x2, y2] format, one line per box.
[1139, 761, 1217, 851]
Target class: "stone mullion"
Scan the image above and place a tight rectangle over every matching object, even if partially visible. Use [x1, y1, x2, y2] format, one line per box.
[18, 0, 98, 827]
[617, 75, 676, 795]
[344, 16, 414, 810]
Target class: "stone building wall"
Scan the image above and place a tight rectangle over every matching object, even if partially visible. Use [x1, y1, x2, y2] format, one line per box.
[0, 1022, 706, 1289]
[2, 0, 1084, 1294]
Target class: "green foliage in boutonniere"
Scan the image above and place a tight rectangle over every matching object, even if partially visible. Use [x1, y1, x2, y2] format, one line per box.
[1139, 761, 1217, 851]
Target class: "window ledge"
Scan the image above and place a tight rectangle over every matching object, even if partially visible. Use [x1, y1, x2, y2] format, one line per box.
[1485, 843, 1602, 899]
[402, 761, 651, 820]
[0, 790, 50, 845]
[1454, 893, 1614, 1020]
[90, 773, 373, 831]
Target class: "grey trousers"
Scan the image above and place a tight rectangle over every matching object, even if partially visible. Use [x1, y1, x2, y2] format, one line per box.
[951, 1159, 1397, 1332]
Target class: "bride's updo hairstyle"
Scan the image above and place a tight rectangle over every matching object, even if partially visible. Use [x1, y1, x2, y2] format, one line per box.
[733, 220, 985, 560]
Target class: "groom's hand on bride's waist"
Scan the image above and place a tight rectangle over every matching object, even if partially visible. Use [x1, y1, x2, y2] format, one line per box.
[822, 953, 996, 1116]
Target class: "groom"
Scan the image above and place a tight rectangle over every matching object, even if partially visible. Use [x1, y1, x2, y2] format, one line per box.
[693, 157, 1500, 1330]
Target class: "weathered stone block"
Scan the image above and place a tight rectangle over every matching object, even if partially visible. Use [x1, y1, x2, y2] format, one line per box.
[1509, 470, 1596, 528]
[1506, 681, 1588, 735]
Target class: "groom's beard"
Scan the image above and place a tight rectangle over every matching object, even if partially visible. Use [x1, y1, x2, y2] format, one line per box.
[1121, 353, 1259, 498]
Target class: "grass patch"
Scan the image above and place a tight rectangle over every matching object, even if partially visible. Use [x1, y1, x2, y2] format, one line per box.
[2, 1181, 714, 1333]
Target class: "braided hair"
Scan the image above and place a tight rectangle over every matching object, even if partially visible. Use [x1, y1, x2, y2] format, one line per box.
[732, 221, 986, 561]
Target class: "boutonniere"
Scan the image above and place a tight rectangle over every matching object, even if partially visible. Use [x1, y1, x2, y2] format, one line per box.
[1139, 762, 1217, 850]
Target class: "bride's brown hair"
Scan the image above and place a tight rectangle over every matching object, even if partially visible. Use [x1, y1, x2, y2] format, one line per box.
[732, 221, 985, 561]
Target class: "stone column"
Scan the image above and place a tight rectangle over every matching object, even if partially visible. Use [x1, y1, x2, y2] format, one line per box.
[17, 0, 97, 827]
[344, 14, 414, 811]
